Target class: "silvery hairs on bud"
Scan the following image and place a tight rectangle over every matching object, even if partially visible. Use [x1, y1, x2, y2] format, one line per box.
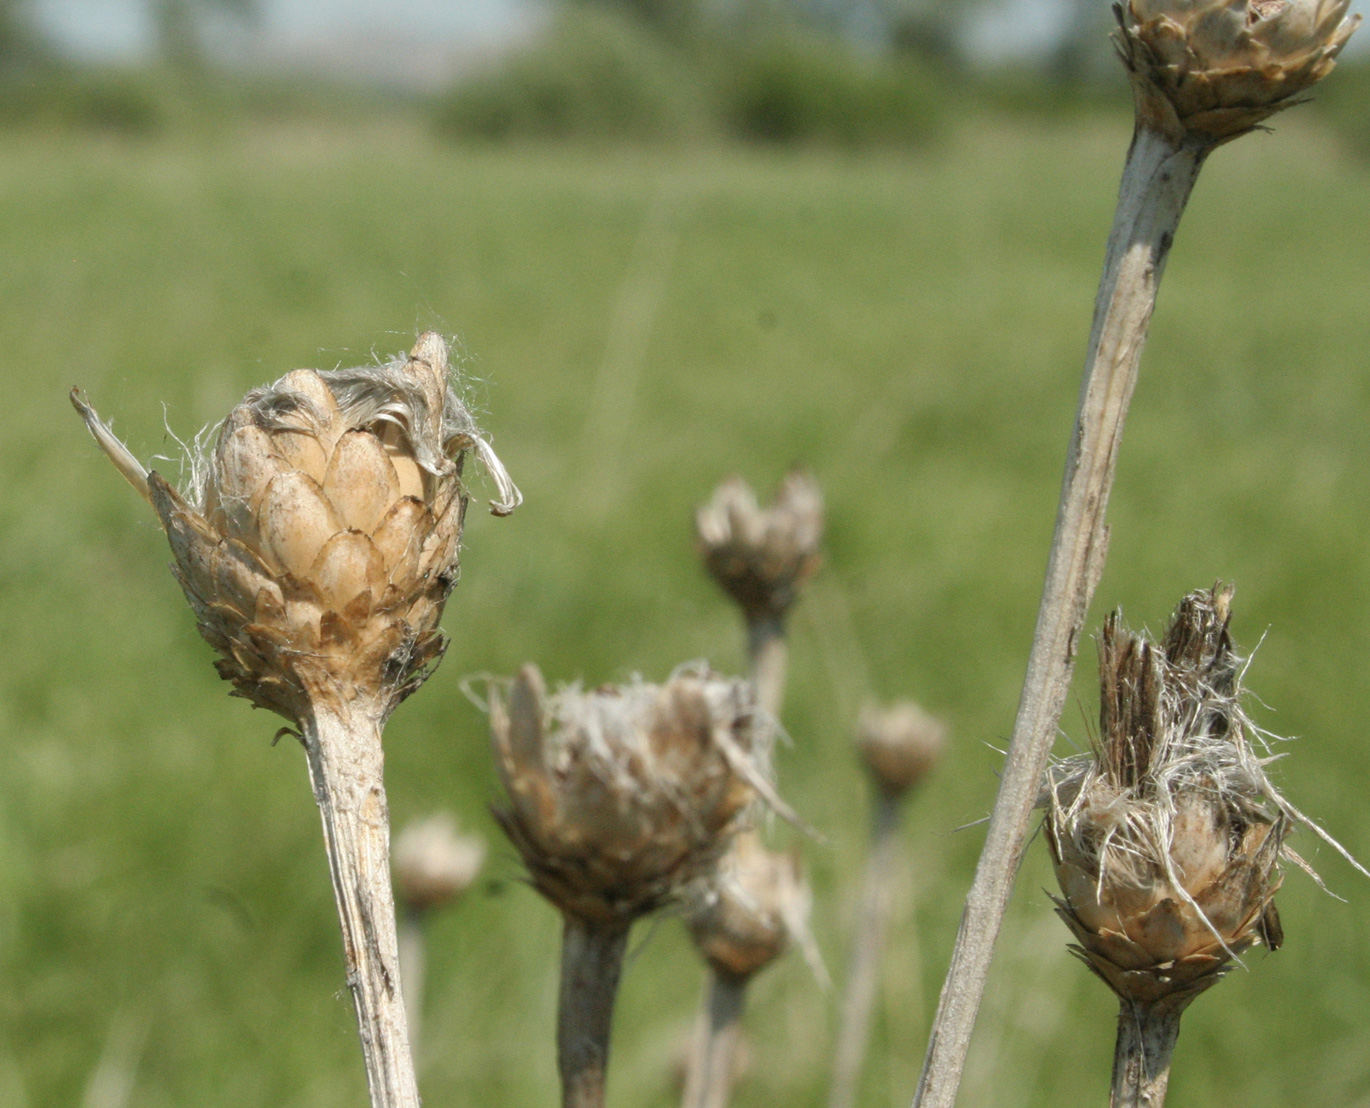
[696, 470, 823, 626]
[1115, 0, 1360, 144]
[73, 332, 520, 725]
[490, 663, 784, 929]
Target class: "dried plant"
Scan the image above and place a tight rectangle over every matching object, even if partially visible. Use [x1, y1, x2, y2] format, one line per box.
[682, 831, 818, 1108]
[489, 664, 774, 1108]
[914, 9, 1357, 1106]
[393, 813, 485, 1056]
[696, 470, 823, 717]
[72, 333, 519, 1108]
[830, 702, 945, 1108]
[1044, 586, 1359, 1106]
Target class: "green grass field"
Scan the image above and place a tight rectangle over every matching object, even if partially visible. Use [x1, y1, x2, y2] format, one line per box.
[4, 108, 1370, 1107]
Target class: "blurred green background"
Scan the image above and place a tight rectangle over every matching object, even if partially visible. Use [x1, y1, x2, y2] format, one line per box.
[5, 1, 1370, 1106]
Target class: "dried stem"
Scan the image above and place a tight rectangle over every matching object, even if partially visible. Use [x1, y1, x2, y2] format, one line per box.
[747, 616, 788, 720]
[559, 917, 631, 1108]
[1111, 998, 1185, 1108]
[829, 791, 903, 1108]
[912, 124, 1210, 1108]
[397, 910, 426, 1065]
[302, 703, 419, 1108]
[681, 970, 749, 1108]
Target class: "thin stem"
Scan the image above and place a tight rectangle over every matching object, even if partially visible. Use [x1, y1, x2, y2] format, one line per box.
[747, 616, 788, 720]
[559, 917, 631, 1108]
[829, 792, 903, 1108]
[681, 969, 749, 1108]
[302, 702, 419, 1108]
[1111, 998, 1185, 1108]
[397, 909, 426, 1066]
[912, 124, 1210, 1108]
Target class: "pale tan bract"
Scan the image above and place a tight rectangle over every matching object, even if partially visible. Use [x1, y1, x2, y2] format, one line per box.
[490, 664, 771, 928]
[696, 471, 823, 624]
[856, 700, 946, 799]
[1115, 0, 1360, 142]
[1044, 587, 1286, 1007]
[393, 812, 486, 914]
[72, 333, 520, 724]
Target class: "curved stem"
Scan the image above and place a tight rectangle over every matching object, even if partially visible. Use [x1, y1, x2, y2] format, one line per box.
[1111, 998, 1185, 1108]
[747, 616, 788, 721]
[302, 702, 419, 1108]
[912, 125, 1210, 1108]
[829, 792, 903, 1108]
[682, 969, 749, 1108]
[559, 918, 631, 1108]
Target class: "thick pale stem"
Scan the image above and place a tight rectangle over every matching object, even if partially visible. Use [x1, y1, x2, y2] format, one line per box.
[397, 910, 426, 1065]
[559, 917, 630, 1108]
[829, 792, 903, 1108]
[302, 703, 420, 1108]
[912, 125, 1209, 1108]
[747, 616, 788, 720]
[1111, 998, 1184, 1108]
[682, 969, 749, 1108]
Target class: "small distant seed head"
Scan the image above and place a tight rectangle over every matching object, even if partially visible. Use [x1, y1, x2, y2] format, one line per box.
[490, 664, 774, 928]
[856, 700, 946, 799]
[1044, 586, 1286, 1008]
[696, 470, 823, 625]
[72, 334, 521, 724]
[686, 831, 811, 981]
[1114, 0, 1360, 144]
[393, 813, 485, 914]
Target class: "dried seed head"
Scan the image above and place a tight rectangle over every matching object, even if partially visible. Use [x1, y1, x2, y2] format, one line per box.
[1044, 586, 1288, 1007]
[72, 333, 521, 724]
[686, 831, 813, 981]
[393, 812, 486, 914]
[1115, 0, 1360, 144]
[696, 471, 823, 625]
[490, 664, 774, 928]
[857, 700, 946, 799]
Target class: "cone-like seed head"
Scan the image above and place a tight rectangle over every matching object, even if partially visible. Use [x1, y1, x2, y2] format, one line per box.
[1044, 586, 1287, 1007]
[687, 830, 812, 980]
[490, 664, 772, 928]
[72, 333, 521, 724]
[393, 812, 486, 914]
[696, 470, 823, 624]
[1115, 0, 1360, 143]
[857, 700, 946, 799]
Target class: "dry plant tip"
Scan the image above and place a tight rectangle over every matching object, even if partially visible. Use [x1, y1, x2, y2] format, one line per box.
[856, 700, 946, 800]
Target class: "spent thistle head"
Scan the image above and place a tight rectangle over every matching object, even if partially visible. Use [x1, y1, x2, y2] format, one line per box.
[1115, 0, 1360, 143]
[696, 471, 823, 625]
[490, 664, 775, 928]
[73, 333, 520, 725]
[856, 700, 946, 800]
[393, 812, 486, 914]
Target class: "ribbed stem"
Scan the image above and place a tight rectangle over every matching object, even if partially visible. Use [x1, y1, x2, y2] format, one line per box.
[302, 702, 419, 1108]
[1111, 998, 1185, 1108]
[829, 791, 903, 1108]
[746, 616, 788, 720]
[681, 969, 749, 1108]
[397, 909, 426, 1065]
[913, 124, 1210, 1108]
[559, 917, 631, 1108]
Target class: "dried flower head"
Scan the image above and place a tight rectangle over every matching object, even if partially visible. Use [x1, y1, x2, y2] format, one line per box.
[1115, 0, 1360, 143]
[857, 700, 946, 799]
[1043, 586, 1299, 1007]
[393, 812, 486, 914]
[696, 471, 823, 625]
[490, 664, 776, 928]
[687, 830, 816, 981]
[73, 334, 520, 724]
